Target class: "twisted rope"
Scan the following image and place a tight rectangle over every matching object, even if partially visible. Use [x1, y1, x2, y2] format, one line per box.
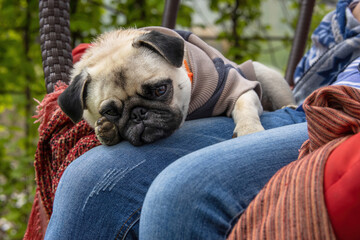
[39, 0, 73, 93]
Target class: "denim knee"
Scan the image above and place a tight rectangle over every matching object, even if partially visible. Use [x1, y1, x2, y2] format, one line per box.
[55, 147, 110, 199]
[143, 162, 198, 210]
[140, 155, 241, 240]
[48, 145, 153, 240]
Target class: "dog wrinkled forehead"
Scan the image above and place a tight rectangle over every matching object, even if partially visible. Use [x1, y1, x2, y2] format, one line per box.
[73, 28, 184, 85]
[73, 29, 148, 73]
[70, 30, 146, 97]
[76, 28, 184, 68]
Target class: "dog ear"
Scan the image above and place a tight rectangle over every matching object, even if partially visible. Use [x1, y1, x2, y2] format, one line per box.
[133, 31, 184, 68]
[58, 71, 90, 123]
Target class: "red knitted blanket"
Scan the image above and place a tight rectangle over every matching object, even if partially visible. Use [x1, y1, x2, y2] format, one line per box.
[33, 82, 100, 217]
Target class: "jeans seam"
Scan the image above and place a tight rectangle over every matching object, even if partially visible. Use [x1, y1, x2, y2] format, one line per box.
[122, 216, 140, 240]
[115, 207, 142, 240]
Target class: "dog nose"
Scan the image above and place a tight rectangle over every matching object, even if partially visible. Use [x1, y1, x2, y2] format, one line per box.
[131, 107, 147, 123]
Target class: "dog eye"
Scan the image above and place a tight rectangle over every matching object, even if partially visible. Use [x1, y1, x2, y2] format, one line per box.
[104, 109, 120, 117]
[154, 85, 167, 97]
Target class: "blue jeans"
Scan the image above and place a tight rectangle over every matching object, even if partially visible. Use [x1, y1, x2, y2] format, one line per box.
[139, 122, 308, 239]
[44, 108, 307, 240]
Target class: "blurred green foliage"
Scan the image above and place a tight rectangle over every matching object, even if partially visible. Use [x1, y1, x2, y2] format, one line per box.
[0, 0, 334, 239]
[0, 0, 44, 239]
[209, 0, 264, 61]
[209, 0, 334, 67]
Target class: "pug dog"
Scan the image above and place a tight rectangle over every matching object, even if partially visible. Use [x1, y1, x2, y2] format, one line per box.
[58, 26, 295, 146]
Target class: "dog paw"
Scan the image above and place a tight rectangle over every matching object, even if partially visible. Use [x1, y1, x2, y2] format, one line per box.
[281, 104, 298, 110]
[232, 124, 265, 138]
[95, 117, 121, 146]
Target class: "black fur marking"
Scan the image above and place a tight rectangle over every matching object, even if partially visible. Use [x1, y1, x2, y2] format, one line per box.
[133, 31, 184, 68]
[141, 79, 173, 102]
[58, 72, 90, 123]
[99, 100, 123, 123]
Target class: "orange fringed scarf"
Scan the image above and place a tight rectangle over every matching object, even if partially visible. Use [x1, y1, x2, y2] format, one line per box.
[227, 86, 360, 240]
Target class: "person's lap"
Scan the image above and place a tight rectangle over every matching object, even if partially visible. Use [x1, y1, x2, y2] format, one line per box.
[139, 121, 308, 239]
[45, 117, 237, 240]
[45, 108, 307, 240]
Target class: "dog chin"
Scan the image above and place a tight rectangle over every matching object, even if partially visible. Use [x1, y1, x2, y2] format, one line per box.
[123, 124, 177, 146]
[122, 113, 184, 146]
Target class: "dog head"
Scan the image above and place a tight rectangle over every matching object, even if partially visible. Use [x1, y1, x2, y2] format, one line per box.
[58, 29, 191, 145]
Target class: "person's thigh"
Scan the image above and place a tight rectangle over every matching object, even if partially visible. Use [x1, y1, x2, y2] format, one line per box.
[139, 122, 308, 240]
[45, 117, 236, 240]
[260, 107, 306, 130]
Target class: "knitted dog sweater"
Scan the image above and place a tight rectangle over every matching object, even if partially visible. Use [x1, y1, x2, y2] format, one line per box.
[143, 27, 261, 120]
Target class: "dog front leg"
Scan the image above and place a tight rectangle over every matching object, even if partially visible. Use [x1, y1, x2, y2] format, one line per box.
[231, 90, 264, 138]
